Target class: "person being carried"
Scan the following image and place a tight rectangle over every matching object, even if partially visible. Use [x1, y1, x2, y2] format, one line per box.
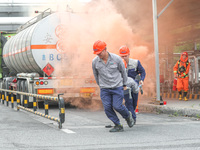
[92, 40, 134, 132]
[124, 77, 139, 125]
[173, 52, 190, 101]
[119, 45, 146, 124]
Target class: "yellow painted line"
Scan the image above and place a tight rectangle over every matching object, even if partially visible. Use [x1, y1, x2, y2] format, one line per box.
[163, 93, 166, 98]
[167, 93, 170, 98]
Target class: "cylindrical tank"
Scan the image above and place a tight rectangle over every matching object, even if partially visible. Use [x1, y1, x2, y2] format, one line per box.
[3, 12, 75, 76]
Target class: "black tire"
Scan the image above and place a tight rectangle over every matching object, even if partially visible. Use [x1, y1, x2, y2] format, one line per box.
[19, 80, 25, 106]
[38, 101, 44, 108]
[24, 80, 33, 108]
[18, 80, 33, 108]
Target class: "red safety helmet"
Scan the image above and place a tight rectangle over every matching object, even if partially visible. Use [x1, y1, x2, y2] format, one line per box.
[119, 45, 130, 56]
[181, 52, 188, 57]
[93, 40, 107, 54]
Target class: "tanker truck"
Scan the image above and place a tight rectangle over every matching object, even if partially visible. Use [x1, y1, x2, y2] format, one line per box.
[0, 9, 99, 107]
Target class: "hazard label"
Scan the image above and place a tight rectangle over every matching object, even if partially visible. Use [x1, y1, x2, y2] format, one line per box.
[43, 63, 54, 76]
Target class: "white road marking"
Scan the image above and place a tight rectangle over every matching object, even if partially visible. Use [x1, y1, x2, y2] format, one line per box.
[61, 128, 76, 134]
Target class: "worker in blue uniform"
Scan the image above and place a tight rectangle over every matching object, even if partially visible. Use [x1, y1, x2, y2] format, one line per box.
[92, 40, 134, 132]
[119, 45, 146, 124]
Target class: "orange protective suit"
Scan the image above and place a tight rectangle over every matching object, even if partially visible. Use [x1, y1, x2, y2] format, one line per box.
[173, 52, 190, 92]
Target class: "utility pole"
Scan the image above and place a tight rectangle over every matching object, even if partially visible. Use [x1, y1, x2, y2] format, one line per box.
[152, 0, 174, 102]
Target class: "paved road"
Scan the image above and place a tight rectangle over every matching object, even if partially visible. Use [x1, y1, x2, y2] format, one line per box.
[1, 104, 200, 150]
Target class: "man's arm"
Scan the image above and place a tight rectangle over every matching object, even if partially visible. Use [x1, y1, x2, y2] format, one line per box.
[137, 60, 146, 81]
[92, 60, 99, 86]
[118, 58, 128, 87]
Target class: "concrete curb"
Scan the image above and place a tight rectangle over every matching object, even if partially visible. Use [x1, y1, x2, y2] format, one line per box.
[139, 103, 200, 118]
[148, 93, 200, 100]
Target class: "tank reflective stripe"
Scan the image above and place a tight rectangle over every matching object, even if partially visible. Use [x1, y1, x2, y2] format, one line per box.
[183, 73, 186, 75]
[3, 45, 56, 57]
[181, 75, 188, 78]
[31, 45, 56, 49]
[174, 71, 177, 73]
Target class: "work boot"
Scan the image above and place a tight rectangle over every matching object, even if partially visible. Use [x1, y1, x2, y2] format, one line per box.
[126, 111, 134, 128]
[109, 124, 124, 132]
[179, 94, 182, 100]
[178, 91, 182, 100]
[134, 119, 136, 125]
[184, 97, 188, 101]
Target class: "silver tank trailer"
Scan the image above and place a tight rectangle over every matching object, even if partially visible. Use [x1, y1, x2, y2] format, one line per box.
[3, 12, 74, 76]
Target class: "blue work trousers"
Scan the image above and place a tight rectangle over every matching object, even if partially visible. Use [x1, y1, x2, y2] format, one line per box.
[124, 93, 136, 120]
[131, 92, 139, 110]
[100, 86, 130, 125]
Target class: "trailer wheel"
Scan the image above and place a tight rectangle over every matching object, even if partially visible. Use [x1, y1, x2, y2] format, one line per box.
[24, 80, 33, 108]
[38, 101, 44, 108]
[19, 80, 33, 108]
[19, 80, 25, 106]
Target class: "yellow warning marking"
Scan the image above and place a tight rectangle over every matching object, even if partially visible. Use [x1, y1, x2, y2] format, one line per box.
[176, 94, 178, 99]
[24, 100, 28, 104]
[61, 108, 65, 114]
[172, 93, 174, 98]
[45, 105, 49, 109]
[33, 102, 37, 107]
[163, 93, 166, 98]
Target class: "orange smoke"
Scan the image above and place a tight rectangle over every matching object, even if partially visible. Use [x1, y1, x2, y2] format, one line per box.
[52, 0, 155, 107]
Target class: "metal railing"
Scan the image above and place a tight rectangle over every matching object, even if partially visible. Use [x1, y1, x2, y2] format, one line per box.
[16, 8, 52, 33]
[0, 89, 65, 129]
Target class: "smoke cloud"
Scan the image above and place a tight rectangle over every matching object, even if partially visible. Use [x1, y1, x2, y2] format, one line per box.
[52, 0, 155, 108]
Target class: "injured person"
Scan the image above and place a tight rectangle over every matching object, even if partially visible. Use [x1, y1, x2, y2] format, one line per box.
[124, 77, 139, 125]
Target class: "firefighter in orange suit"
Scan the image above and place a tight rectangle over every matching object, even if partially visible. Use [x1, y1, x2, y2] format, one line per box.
[173, 52, 190, 101]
